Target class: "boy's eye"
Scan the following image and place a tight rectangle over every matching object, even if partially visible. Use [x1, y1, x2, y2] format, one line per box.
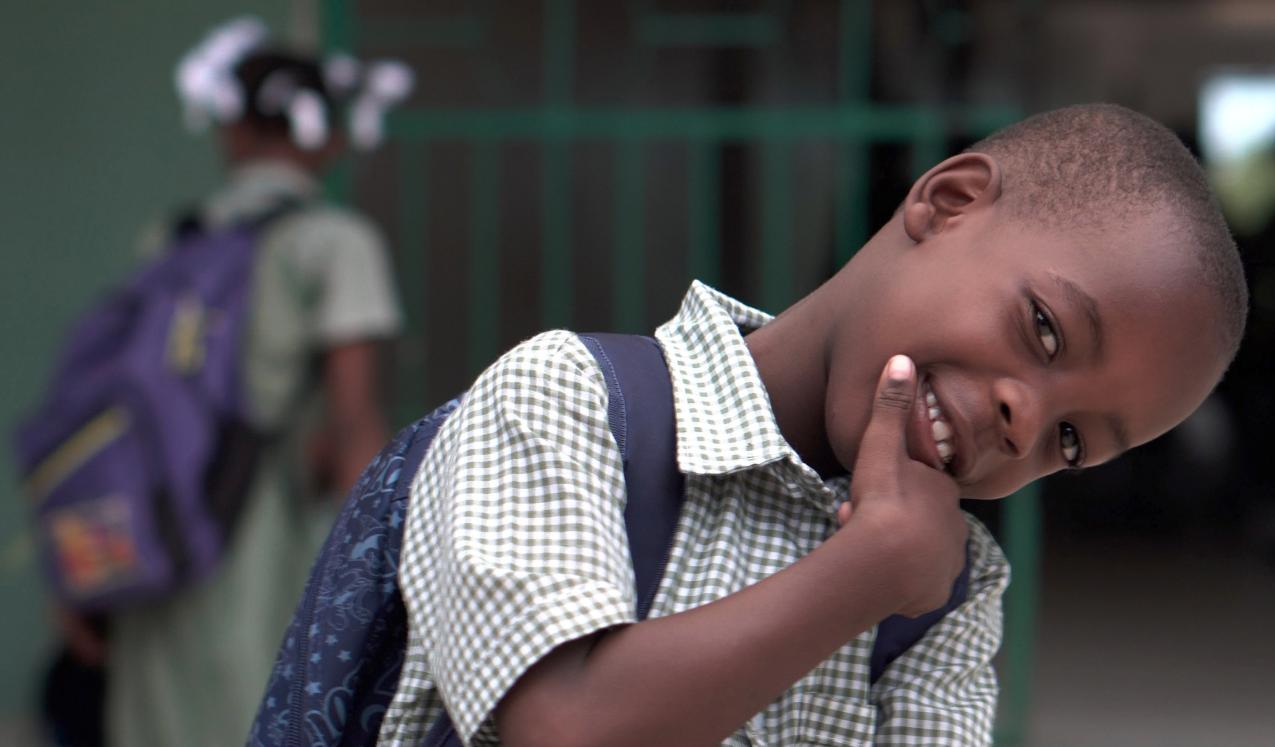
[1033, 303, 1059, 358]
[1060, 422, 1083, 467]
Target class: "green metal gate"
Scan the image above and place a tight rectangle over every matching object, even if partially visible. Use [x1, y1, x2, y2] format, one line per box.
[322, 2, 1039, 743]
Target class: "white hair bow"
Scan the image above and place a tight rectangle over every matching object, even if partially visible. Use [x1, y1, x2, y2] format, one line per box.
[175, 16, 268, 133]
[176, 17, 414, 151]
[348, 61, 415, 149]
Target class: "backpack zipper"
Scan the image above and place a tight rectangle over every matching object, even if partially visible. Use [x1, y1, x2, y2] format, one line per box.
[283, 521, 334, 747]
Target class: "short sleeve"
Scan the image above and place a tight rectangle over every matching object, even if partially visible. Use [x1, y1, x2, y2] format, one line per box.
[870, 515, 1010, 746]
[270, 207, 403, 346]
[394, 331, 636, 743]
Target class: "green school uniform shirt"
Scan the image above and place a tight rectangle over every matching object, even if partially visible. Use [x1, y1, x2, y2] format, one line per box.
[106, 160, 402, 747]
[378, 281, 1009, 746]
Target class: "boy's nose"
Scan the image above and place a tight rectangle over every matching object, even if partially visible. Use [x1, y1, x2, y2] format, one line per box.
[991, 378, 1043, 460]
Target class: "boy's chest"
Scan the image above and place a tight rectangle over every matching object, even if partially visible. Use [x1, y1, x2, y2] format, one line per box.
[648, 472, 879, 745]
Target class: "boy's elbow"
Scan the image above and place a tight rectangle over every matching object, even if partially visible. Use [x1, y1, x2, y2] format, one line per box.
[498, 630, 667, 747]
[496, 639, 617, 747]
[498, 695, 605, 747]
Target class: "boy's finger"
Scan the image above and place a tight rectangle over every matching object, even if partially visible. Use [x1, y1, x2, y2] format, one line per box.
[853, 355, 917, 476]
[837, 500, 853, 527]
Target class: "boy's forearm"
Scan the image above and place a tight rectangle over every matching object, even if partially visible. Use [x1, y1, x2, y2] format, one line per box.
[495, 514, 911, 747]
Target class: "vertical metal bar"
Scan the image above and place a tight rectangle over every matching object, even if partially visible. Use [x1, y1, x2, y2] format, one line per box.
[835, 142, 870, 268]
[912, 131, 947, 181]
[687, 141, 721, 288]
[320, 0, 355, 52]
[542, 144, 572, 329]
[396, 141, 429, 425]
[835, 0, 872, 267]
[469, 141, 501, 375]
[759, 142, 792, 313]
[613, 140, 646, 332]
[838, 0, 872, 102]
[996, 482, 1041, 747]
[544, 0, 575, 105]
[320, 0, 356, 205]
[541, 0, 575, 328]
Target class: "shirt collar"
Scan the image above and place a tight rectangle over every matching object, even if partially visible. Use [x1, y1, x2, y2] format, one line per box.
[204, 159, 318, 226]
[656, 281, 815, 480]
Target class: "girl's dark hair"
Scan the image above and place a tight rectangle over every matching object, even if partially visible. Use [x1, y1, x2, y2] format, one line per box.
[233, 50, 334, 139]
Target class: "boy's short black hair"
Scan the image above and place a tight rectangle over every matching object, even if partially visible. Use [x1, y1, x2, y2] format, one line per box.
[968, 103, 1248, 365]
[233, 50, 334, 140]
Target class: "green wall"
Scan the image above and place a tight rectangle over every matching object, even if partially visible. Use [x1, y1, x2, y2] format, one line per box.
[0, 0, 290, 720]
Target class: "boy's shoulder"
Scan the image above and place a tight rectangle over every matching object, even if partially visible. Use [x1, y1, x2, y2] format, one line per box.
[466, 330, 611, 409]
[488, 329, 600, 371]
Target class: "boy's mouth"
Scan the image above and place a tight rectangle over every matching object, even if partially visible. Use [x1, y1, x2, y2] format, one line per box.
[921, 378, 959, 477]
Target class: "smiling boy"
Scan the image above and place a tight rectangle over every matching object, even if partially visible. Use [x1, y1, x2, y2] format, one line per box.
[376, 104, 1246, 746]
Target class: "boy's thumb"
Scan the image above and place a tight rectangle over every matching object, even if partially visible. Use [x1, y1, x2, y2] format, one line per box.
[857, 355, 917, 468]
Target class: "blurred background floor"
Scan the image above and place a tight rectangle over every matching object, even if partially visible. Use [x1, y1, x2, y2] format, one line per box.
[1026, 535, 1275, 747]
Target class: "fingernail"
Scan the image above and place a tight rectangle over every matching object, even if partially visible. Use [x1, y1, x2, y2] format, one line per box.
[887, 355, 913, 382]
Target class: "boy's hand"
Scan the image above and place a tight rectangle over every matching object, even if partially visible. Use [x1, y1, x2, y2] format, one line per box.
[844, 355, 967, 618]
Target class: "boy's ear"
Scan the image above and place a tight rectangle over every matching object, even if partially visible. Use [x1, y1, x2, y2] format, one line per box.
[902, 152, 1002, 242]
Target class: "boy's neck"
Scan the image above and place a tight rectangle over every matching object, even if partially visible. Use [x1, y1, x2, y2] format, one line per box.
[745, 291, 846, 479]
[744, 229, 895, 481]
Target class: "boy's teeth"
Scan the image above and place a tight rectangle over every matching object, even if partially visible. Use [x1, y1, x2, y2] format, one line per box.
[924, 382, 955, 466]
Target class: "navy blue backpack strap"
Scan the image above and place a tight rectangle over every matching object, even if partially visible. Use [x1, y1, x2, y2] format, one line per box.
[578, 333, 685, 620]
[870, 548, 972, 683]
[424, 334, 683, 747]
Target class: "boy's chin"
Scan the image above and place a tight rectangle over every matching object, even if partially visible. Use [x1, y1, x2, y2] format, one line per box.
[959, 476, 1032, 501]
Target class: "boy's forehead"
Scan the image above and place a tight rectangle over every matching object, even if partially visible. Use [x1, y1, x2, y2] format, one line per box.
[1053, 233, 1217, 358]
[1003, 208, 1200, 298]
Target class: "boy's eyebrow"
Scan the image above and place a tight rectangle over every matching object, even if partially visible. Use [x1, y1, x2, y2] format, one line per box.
[1048, 272, 1104, 360]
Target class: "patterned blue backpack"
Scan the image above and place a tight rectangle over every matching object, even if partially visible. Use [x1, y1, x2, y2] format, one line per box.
[250, 333, 969, 747]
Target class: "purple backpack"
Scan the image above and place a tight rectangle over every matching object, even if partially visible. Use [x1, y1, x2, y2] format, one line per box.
[13, 205, 297, 612]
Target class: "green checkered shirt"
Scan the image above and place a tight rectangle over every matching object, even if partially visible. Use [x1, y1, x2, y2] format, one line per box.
[378, 281, 1009, 746]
